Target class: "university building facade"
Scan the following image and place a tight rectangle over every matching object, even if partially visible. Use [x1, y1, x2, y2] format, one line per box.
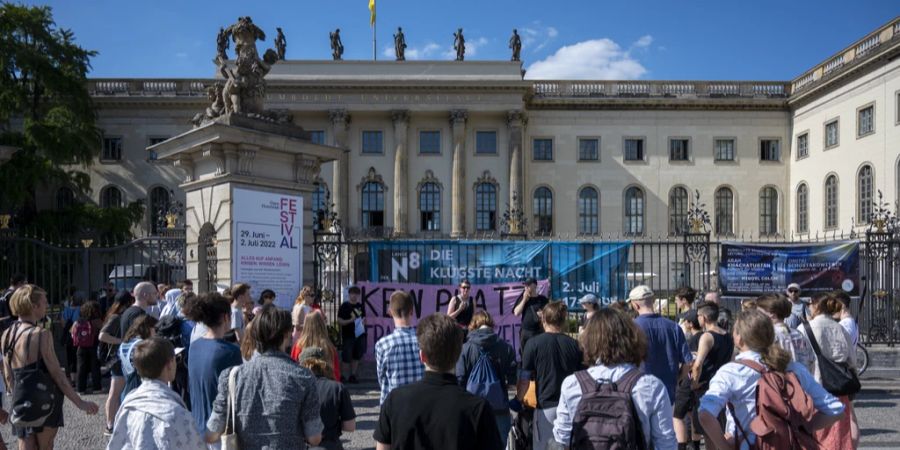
[45, 17, 900, 240]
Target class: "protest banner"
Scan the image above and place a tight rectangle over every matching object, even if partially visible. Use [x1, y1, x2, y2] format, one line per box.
[719, 240, 860, 296]
[356, 279, 550, 359]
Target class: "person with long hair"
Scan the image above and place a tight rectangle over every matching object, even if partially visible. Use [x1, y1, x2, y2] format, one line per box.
[832, 290, 861, 448]
[252, 289, 276, 316]
[292, 311, 340, 381]
[240, 318, 256, 362]
[804, 293, 857, 449]
[98, 290, 134, 436]
[206, 304, 323, 449]
[118, 315, 159, 401]
[299, 347, 356, 450]
[698, 310, 844, 449]
[184, 292, 242, 436]
[292, 285, 315, 341]
[754, 294, 815, 374]
[2, 285, 99, 450]
[71, 300, 103, 394]
[552, 308, 676, 448]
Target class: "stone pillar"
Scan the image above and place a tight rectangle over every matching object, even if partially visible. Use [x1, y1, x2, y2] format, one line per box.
[507, 110, 527, 213]
[329, 109, 351, 227]
[392, 110, 411, 236]
[450, 109, 468, 237]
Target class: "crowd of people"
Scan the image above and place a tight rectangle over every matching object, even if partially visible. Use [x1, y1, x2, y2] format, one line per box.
[0, 272, 865, 449]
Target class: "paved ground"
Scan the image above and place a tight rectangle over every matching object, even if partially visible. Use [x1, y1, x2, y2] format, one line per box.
[4, 357, 899, 449]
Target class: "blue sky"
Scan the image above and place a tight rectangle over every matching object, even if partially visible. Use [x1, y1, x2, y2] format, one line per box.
[26, 0, 899, 80]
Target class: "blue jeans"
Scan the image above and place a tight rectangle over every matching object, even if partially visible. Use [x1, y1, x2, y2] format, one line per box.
[496, 413, 512, 448]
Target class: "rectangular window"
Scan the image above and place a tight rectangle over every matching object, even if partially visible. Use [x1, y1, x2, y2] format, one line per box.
[361, 130, 383, 154]
[475, 131, 497, 154]
[857, 105, 874, 137]
[669, 138, 690, 161]
[419, 130, 441, 154]
[147, 137, 168, 161]
[796, 133, 809, 159]
[760, 139, 780, 162]
[101, 137, 123, 162]
[624, 138, 644, 161]
[714, 139, 735, 161]
[309, 130, 326, 145]
[533, 138, 553, 161]
[824, 120, 839, 148]
[578, 138, 599, 161]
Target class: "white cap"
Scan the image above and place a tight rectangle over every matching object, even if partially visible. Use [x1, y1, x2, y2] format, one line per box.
[628, 285, 654, 302]
[786, 283, 801, 292]
[578, 294, 599, 305]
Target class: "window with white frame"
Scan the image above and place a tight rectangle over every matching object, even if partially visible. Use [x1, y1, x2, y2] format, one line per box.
[797, 133, 808, 159]
[759, 187, 778, 236]
[579, 138, 599, 161]
[797, 184, 808, 233]
[624, 187, 644, 235]
[714, 139, 735, 161]
[624, 138, 644, 161]
[669, 186, 689, 235]
[669, 138, 690, 161]
[533, 187, 553, 234]
[825, 176, 838, 229]
[858, 165, 874, 224]
[361, 181, 385, 227]
[825, 120, 839, 148]
[578, 187, 598, 235]
[361, 131, 384, 154]
[475, 183, 497, 231]
[858, 105, 874, 137]
[715, 187, 734, 236]
[760, 139, 780, 161]
[419, 182, 441, 231]
[533, 138, 553, 161]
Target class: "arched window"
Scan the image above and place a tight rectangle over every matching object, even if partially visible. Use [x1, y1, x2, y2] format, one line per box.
[56, 187, 75, 210]
[858, 165, 874, 225]
[715, 187, 734, 236]
[419, 182, 441, 232]
[825, 175, 838, 229]
[361, 182, 385, 227]
[624, 186, 644, 236]
[577, 187, 598, 235]
[475, 183, 497, 231]
[669, 186, 689, 235]
[100, 186, 123, 209]
[149, 187, 170, 234]
[533, 187, 553, 234]
[759, 186, 779, 236]
[312, 183, 329, 230]
[796, 184, 809, 234]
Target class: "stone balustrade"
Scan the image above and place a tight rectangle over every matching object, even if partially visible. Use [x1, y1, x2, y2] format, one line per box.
[88, 79, 211, 96]
[792, 17, 900, 94]
[530, 80, 789, 98]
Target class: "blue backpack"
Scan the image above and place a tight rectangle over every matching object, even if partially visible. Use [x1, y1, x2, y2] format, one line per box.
[466, 349, 508, 412]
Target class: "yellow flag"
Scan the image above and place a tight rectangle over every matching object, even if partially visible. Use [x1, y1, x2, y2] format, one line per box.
[369, 0, 376, 26]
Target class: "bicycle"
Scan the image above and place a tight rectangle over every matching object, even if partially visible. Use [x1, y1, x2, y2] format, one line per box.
[856, 342, 869, 376]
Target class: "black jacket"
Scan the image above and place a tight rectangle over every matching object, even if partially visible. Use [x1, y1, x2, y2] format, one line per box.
[455, 327, 518, 390]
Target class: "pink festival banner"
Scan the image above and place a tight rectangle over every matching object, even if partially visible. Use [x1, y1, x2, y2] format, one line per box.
[357, 280, 550, 360]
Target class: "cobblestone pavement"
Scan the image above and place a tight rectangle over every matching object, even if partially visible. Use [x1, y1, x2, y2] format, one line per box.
[3, 372, 898, 449]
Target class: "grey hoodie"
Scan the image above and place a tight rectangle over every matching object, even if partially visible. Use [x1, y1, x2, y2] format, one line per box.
[107, 379, 205, 450]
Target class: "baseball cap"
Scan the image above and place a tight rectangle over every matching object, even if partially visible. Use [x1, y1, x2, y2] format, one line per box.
[786, 283, 801, 293]
[298, 346, 326, 364]
[628, 285, 654, 302]
[578, 294, 599, 305]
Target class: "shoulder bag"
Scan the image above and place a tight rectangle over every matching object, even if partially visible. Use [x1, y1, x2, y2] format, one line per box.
[221, 366, 240, 450]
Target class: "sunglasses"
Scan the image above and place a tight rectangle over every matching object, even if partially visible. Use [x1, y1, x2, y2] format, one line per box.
[788, 289, 799, 293]
[460, 285, 470, 290]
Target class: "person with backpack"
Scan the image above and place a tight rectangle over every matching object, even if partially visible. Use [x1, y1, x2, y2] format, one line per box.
[698, 309, 845, 450]
[376, 291, 425, 404]
[106, 337, 205, 450]
[456, 310, 517, 447]
[673, 310, 703, 450]
[119, 315, 159, 401]
[803, 293, 858, 449]
[1, 285, 98, 450]
[517, 301, 584, 450]
[552, 308, 676, 450]
[71, 300, 103, 394]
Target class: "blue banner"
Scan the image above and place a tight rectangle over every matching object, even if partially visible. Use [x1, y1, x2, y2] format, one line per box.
[719, 241, 860, 296]
[366, 240, 630, 310]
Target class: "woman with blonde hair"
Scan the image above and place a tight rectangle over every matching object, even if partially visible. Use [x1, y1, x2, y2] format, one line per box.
[2, 285, 99, 450]
[291, 285, 315, 341]
[292, 311, 341, 381]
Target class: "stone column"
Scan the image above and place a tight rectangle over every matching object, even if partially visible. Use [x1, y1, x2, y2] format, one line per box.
[391, 110, 411, 236]
[450, 109, 468, 237]
[507, 110, 526, 213]
[329, 109, 351, 227]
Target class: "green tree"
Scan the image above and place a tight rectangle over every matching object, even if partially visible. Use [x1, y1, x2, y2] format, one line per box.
[0, 4, 143, 239]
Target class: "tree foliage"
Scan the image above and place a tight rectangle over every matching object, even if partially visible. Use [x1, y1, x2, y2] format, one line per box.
[0, 4, 143, 238]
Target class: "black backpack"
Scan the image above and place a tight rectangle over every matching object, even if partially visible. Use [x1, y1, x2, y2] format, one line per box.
[2, 323, 57, 428]
[155, 315, 184, 349]
[570, 369, 647, 450]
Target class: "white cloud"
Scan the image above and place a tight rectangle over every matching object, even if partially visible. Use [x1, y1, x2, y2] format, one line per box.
[525, 39, 648, 80]
[175, 52, 189, 58]
[519, 22, 557, 53]
[382, 42, 443, 60]
[633, 35, 653, 48]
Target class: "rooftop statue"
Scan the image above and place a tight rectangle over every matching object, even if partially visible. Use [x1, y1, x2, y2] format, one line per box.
[275, 27, 287, 60]
[394, 27, 407, 61]
[330, 28, 344, 60]
[453, 28, 465, 61]
[509, 29, 521, 62]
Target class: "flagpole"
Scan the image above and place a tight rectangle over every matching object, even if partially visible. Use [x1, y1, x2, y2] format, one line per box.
[373, 19, 377, 60]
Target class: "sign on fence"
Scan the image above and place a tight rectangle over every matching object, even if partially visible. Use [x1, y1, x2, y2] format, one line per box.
[719, 240, 860, 296]
[365, 240, 630, 309]
[232, 187, 303, 309]
[357, 280, 550, 359]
